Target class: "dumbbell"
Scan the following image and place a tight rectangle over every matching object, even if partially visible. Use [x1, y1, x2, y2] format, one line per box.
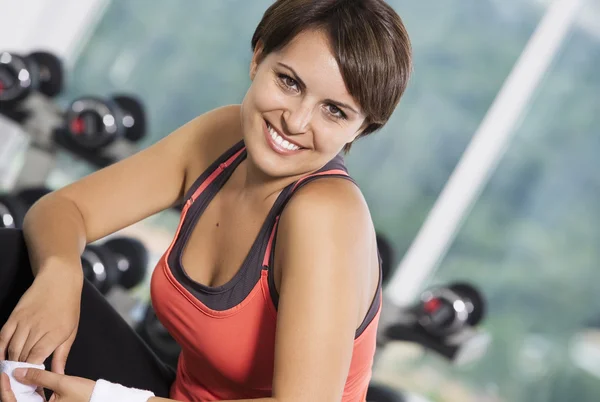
[382, 281, 489, 363]
[0, 51, 63, 110]
[0, 187, 51, 229]
[53, 94, 147, 168]
[135, 304, 181, 370]
[0, 194, 27, 229]
[414, 282, 485, 337]
[56, 94, 146, 150]
[376, 232, 396, 287]
[81, 236, 149, 295]
[366, 383, 407, 402]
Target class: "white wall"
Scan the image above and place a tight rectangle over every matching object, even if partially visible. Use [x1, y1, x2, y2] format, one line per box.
[0, 0, 110, 68]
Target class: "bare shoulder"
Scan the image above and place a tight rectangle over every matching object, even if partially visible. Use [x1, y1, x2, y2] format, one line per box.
[183, 104, 242, 161]
[281, 177, 373, 234]
[270, 177, 378, 401]
[182, 104, 243, 192]
[274, 176, 379, 330]
[43, 105, 243, 242]
[276, 176, 376, 278]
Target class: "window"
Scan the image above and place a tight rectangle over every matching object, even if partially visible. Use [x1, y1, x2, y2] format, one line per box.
[373, 3, 600, 401]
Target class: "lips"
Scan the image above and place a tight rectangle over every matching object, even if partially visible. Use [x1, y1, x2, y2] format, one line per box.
[266, 121, 303, 149]
[263, 119, 304, 155]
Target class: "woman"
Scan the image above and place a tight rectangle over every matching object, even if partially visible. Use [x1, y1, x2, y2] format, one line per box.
[0, 0, 411, 400]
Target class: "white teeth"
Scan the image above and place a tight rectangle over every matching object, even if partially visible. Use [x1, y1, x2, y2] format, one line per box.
[267, 122, 300, 151]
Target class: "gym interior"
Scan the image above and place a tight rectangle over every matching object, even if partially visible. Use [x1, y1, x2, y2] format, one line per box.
[1, 0, 599, 401]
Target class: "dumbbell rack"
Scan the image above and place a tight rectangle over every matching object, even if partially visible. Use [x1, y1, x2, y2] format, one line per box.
[0, 114, 27, 190]
[0, 93, 64, 192]
[1, 49, 155, 329]
[1, 105, 149, 327]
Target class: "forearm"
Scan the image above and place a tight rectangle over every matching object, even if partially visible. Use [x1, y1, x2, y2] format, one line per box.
[22, 194, 87, 283]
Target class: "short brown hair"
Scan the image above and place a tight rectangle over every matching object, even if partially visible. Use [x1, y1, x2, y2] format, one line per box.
[252, 0, 412, 153]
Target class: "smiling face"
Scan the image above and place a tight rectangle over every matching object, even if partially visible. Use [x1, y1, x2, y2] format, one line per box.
[240, 28, 367, 179]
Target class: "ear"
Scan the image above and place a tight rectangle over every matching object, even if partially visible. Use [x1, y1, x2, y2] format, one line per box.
[250, 42, 265, 81]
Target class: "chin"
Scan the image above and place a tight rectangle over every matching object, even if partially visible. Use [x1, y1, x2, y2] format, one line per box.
[246, 140, 302, 179]
[242, 113, 330, 179]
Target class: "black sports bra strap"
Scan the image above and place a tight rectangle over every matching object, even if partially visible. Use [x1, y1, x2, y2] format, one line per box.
[181, 140, 246, 203]
[262, 169, 355, 270]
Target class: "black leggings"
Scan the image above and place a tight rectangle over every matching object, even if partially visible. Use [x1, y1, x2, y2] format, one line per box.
[0, 228, 176, 398]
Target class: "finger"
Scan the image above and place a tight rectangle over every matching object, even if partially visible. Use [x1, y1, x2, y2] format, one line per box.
[35, 386, 47, 402]
[0, 322, 17, 361]
[22, 332, 53, 365]
[7, 325, 29, 362]
[19, 329, 48, 363]
[13, 368, 61, 392]
[51, 331, 76, 375]
[0, 372, 17, 402]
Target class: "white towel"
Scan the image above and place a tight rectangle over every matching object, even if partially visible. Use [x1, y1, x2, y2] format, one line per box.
[0, 360, 45, 402]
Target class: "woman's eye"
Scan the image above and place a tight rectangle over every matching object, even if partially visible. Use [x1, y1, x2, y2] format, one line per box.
[278, 74, 298, 91]
[327, 104, 346, 120]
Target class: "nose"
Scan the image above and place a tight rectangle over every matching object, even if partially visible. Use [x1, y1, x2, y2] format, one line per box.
[282, 100, 313, 135]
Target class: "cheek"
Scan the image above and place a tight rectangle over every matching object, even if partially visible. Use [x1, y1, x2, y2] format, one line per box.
[241, 81, 269, 124]
[316, 118, 363, 147]
[248, 74, 286, 112]
[312, 126, 354, 154]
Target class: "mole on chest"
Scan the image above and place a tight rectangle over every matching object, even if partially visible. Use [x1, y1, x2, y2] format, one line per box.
[181, 213, 264, 286]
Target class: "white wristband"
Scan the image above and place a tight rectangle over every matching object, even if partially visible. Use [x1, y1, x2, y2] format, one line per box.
[89, 379, 155, 402]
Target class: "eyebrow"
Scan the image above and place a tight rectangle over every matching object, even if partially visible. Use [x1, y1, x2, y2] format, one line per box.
[277, 62, 359, 115]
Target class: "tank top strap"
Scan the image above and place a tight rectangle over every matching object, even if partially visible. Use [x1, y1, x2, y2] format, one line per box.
[259, 156, 382, 339]
[261, 154, 356, 270]
[181, 139, 246, 206]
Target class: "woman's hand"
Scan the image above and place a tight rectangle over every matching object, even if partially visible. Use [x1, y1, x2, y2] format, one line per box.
[0, 272, 82, 374]
[0, 368, 94, 402]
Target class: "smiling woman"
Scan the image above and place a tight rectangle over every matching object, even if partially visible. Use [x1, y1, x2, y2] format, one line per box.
[0, 1, 412, 402]
[248, 0, 411, 150]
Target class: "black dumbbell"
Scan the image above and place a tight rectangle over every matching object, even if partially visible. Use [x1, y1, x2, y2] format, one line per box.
[59, 94, 146, 151]
[381, 281, 489, 363]
[415, 282, 485, 337]
[0, 194, 27, 229]
[0, 51, 63, 109]
[81, 243, 121, 295]
[81, 236, 149, 295]
[366, 383, 407, 402]
[103, 237, 149, 289]
[15, 187, 52, 209]
[376, 232, 397, 288]
[135, 304, 181, 370]
[0, 186, 52, 229]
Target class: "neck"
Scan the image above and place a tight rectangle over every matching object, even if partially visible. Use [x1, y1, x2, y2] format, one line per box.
[237, 156, 306, 205]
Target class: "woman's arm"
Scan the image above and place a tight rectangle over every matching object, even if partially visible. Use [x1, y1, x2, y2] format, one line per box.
[0, 106, 240, 373]
[22, 113, 204, 278]
[268, 178, 374, 402]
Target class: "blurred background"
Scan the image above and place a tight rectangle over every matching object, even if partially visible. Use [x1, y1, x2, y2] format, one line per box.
[1, 0, 600, 401]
